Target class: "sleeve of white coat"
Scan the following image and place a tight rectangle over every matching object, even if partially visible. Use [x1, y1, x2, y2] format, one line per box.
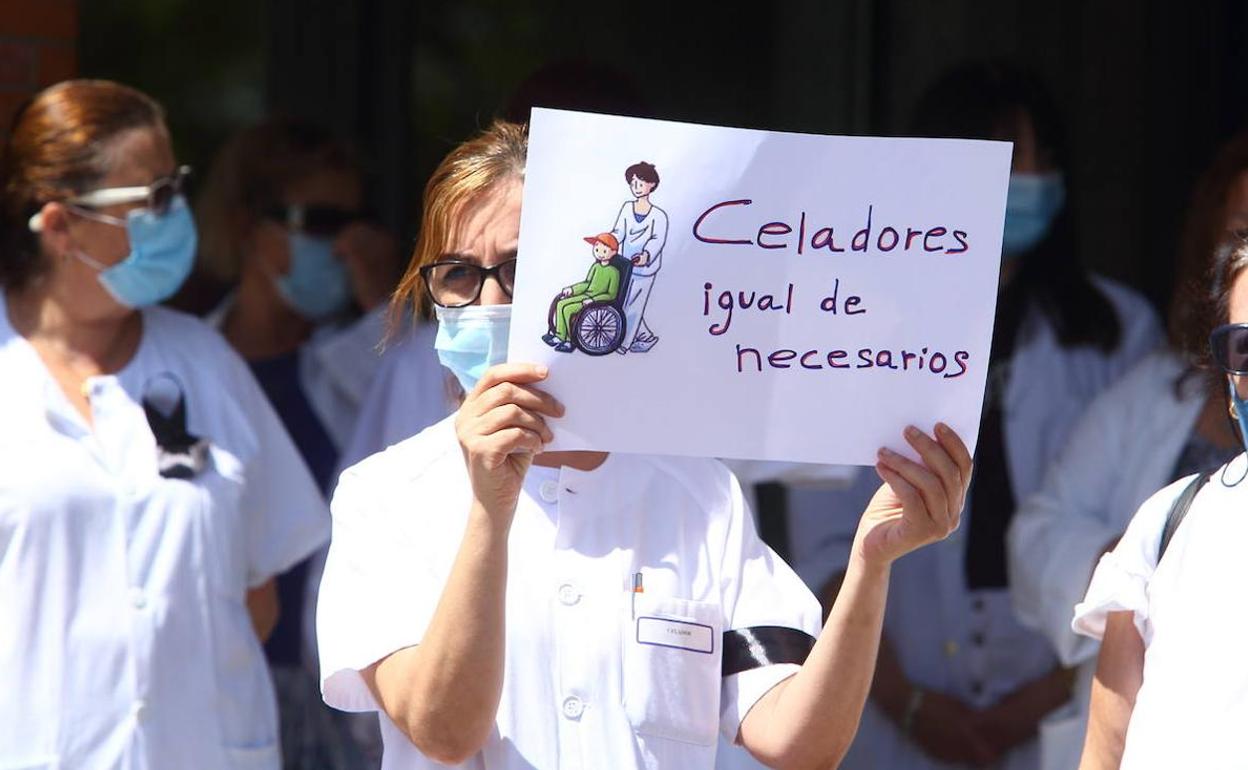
[316, 464, 443, 713]
[1007, 385, 1132, 666]
[228, 345, 330, 588]
[1072, 478, 1187, 645]
[717, 471, 823, 743]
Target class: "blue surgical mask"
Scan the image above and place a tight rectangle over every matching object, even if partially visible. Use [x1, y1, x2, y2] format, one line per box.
[1002, 173, 1065, 257]
[434, 304, 511, 393]
[276, 231, 352, 320]
[1229, 380, 1248, 456]
[73, 195, 197, 308]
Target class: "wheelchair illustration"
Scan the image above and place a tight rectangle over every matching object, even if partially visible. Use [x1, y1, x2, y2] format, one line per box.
[547, 254, 635, 356]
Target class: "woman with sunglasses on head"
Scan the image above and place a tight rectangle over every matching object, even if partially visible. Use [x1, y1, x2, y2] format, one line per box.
[1006, 131, 1248, 770]
[0, 81, 327, 769]
[1072, 232, 1248, 768]
[195, 117, 412, 769]
[315, 120, 974, 769]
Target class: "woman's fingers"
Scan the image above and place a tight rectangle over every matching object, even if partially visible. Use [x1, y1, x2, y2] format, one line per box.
[934, 422, 974, 486]
[904, 426, 962, 513]
[475, 403, 554, 444]
[473, 381, 564, 419]
[875, 461, 923, 512]
[878, 446, 948, 525]
[470, 363, 550, 401]
[476, 427, 545, 468]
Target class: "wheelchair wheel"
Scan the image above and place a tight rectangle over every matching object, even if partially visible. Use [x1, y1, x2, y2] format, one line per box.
[573, 304, 626, 355]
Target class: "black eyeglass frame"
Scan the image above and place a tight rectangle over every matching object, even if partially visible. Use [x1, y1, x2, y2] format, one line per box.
[419, 258, 518, 308]
[1210, 322, 1248, 375]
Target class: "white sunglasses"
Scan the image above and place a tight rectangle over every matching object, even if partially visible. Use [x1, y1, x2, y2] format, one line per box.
[28, 165, 192, 232]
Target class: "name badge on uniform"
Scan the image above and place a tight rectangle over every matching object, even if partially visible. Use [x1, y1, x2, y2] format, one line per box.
[636, 616, 714, 654]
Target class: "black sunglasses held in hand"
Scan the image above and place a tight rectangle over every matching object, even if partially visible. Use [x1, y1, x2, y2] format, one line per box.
[1210, 323, 1248, 374]
[420, 258, 517, 308]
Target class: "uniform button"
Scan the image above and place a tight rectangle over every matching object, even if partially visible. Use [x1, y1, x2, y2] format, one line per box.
[561, 695, 585, 720]
[539, 480, 559, 503]
[972, 598, 985, 612]
[129, 588, 147, 610]
[131, 699, 147, 720]
[557, 583, 580, 606]
[943, 640, 959, 658]
[971, 632, 985, 646]
[970, 681, 984, 696]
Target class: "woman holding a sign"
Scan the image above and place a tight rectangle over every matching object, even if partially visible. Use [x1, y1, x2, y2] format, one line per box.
[315, 120, 975, 769]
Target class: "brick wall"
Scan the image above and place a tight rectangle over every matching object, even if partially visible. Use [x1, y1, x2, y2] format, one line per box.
[0, 0, 77, 134]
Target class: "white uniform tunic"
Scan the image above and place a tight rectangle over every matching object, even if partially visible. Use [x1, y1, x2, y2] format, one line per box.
[318, 416, 822, 769]
[610, 201, 668, 350]
[1073, 457, 1248, 769]
[0, 297, 329, 770]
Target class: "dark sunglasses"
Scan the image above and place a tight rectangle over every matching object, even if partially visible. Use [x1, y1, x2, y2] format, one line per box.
[419, 258, 517, 308]
[265, 204, 361, 237]
[1210, 323, 1248, 374]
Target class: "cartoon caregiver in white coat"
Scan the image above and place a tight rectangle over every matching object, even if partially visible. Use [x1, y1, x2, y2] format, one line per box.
[611, 161, 668, 353]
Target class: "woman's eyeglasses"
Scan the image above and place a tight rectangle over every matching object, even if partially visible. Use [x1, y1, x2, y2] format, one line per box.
[419, 259, 517, 308]
[1211, 323, 1248, 375]
[68, 165, 192, 216]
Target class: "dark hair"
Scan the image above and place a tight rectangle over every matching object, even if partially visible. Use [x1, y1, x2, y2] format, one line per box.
[625, 161, 659, 191]
[910, 60, 1122, 352]
[196, 116, 359, 283]
[1169, 132, 1248, 358]
[0, 79, 166, 291]
[1195, 232, 1248, 366]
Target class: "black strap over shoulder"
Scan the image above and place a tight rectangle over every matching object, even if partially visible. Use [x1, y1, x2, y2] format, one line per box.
[722, 626, 816, 677]
[1158, 470, 1212, 562]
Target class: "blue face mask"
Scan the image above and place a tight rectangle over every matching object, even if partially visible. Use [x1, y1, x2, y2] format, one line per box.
[1229, 380, 1248, 456]
[276, 231, 352, 321]
[434, 304, 511, 393]
[73, 195, 197, 308]
[1002, 173, 1066, 257]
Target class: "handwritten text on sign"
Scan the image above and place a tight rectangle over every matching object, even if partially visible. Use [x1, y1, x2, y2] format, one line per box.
[508, 108, 1011, 465]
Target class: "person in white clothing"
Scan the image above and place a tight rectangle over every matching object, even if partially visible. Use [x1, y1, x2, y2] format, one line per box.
[0, 80, 328, 770]
[1006, 129, 1248, 770]
[759, 61, 1162, 770]
[1073, 234, 1248, 768]
[610, 160, 668, 353]
[316, 121, 975, 770]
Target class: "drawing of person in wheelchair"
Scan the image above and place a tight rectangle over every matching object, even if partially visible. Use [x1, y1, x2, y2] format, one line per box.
[543, 232, 632, 355]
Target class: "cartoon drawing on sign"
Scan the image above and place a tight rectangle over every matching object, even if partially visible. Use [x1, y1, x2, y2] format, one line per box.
[544, 232, 628, 354]
[610, 161, 668, 353]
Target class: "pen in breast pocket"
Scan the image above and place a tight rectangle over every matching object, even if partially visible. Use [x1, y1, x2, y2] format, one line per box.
[631, 571, 644, 620]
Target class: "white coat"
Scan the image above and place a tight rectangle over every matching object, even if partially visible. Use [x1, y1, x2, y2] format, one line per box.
[1006, 348, 1206, 770]
[718, 276, 1162, 770]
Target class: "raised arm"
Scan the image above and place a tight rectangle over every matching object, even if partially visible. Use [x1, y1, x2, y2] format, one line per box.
[740, 424, 972, 768]
[361, 364, 562, 764]
[1079, 611, 1144, 770]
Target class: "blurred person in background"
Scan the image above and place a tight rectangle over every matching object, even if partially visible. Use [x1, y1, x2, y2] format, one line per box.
[1072, 232, 1248, 768]
[766, 60, 1161, 770]
[195, 116, 403, 769]
[0, 79, 326, 769]
[1006, 130, 1248, 770]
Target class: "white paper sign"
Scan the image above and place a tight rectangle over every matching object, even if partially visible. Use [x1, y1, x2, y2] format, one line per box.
[508, 108, 1010, 465]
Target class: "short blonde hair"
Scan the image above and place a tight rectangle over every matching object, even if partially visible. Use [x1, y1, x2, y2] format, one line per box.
[391, 121, 527, 327]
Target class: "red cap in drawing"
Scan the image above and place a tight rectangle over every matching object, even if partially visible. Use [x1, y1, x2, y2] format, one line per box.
[584, 232, 620, 253]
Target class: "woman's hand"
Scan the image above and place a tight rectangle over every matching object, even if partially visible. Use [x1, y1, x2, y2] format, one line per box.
[855, 422, 972, 568]
[455, 363, 564, 526]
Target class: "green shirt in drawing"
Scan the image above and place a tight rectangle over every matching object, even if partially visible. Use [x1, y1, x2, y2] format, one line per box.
[570, 261, 620, 302]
